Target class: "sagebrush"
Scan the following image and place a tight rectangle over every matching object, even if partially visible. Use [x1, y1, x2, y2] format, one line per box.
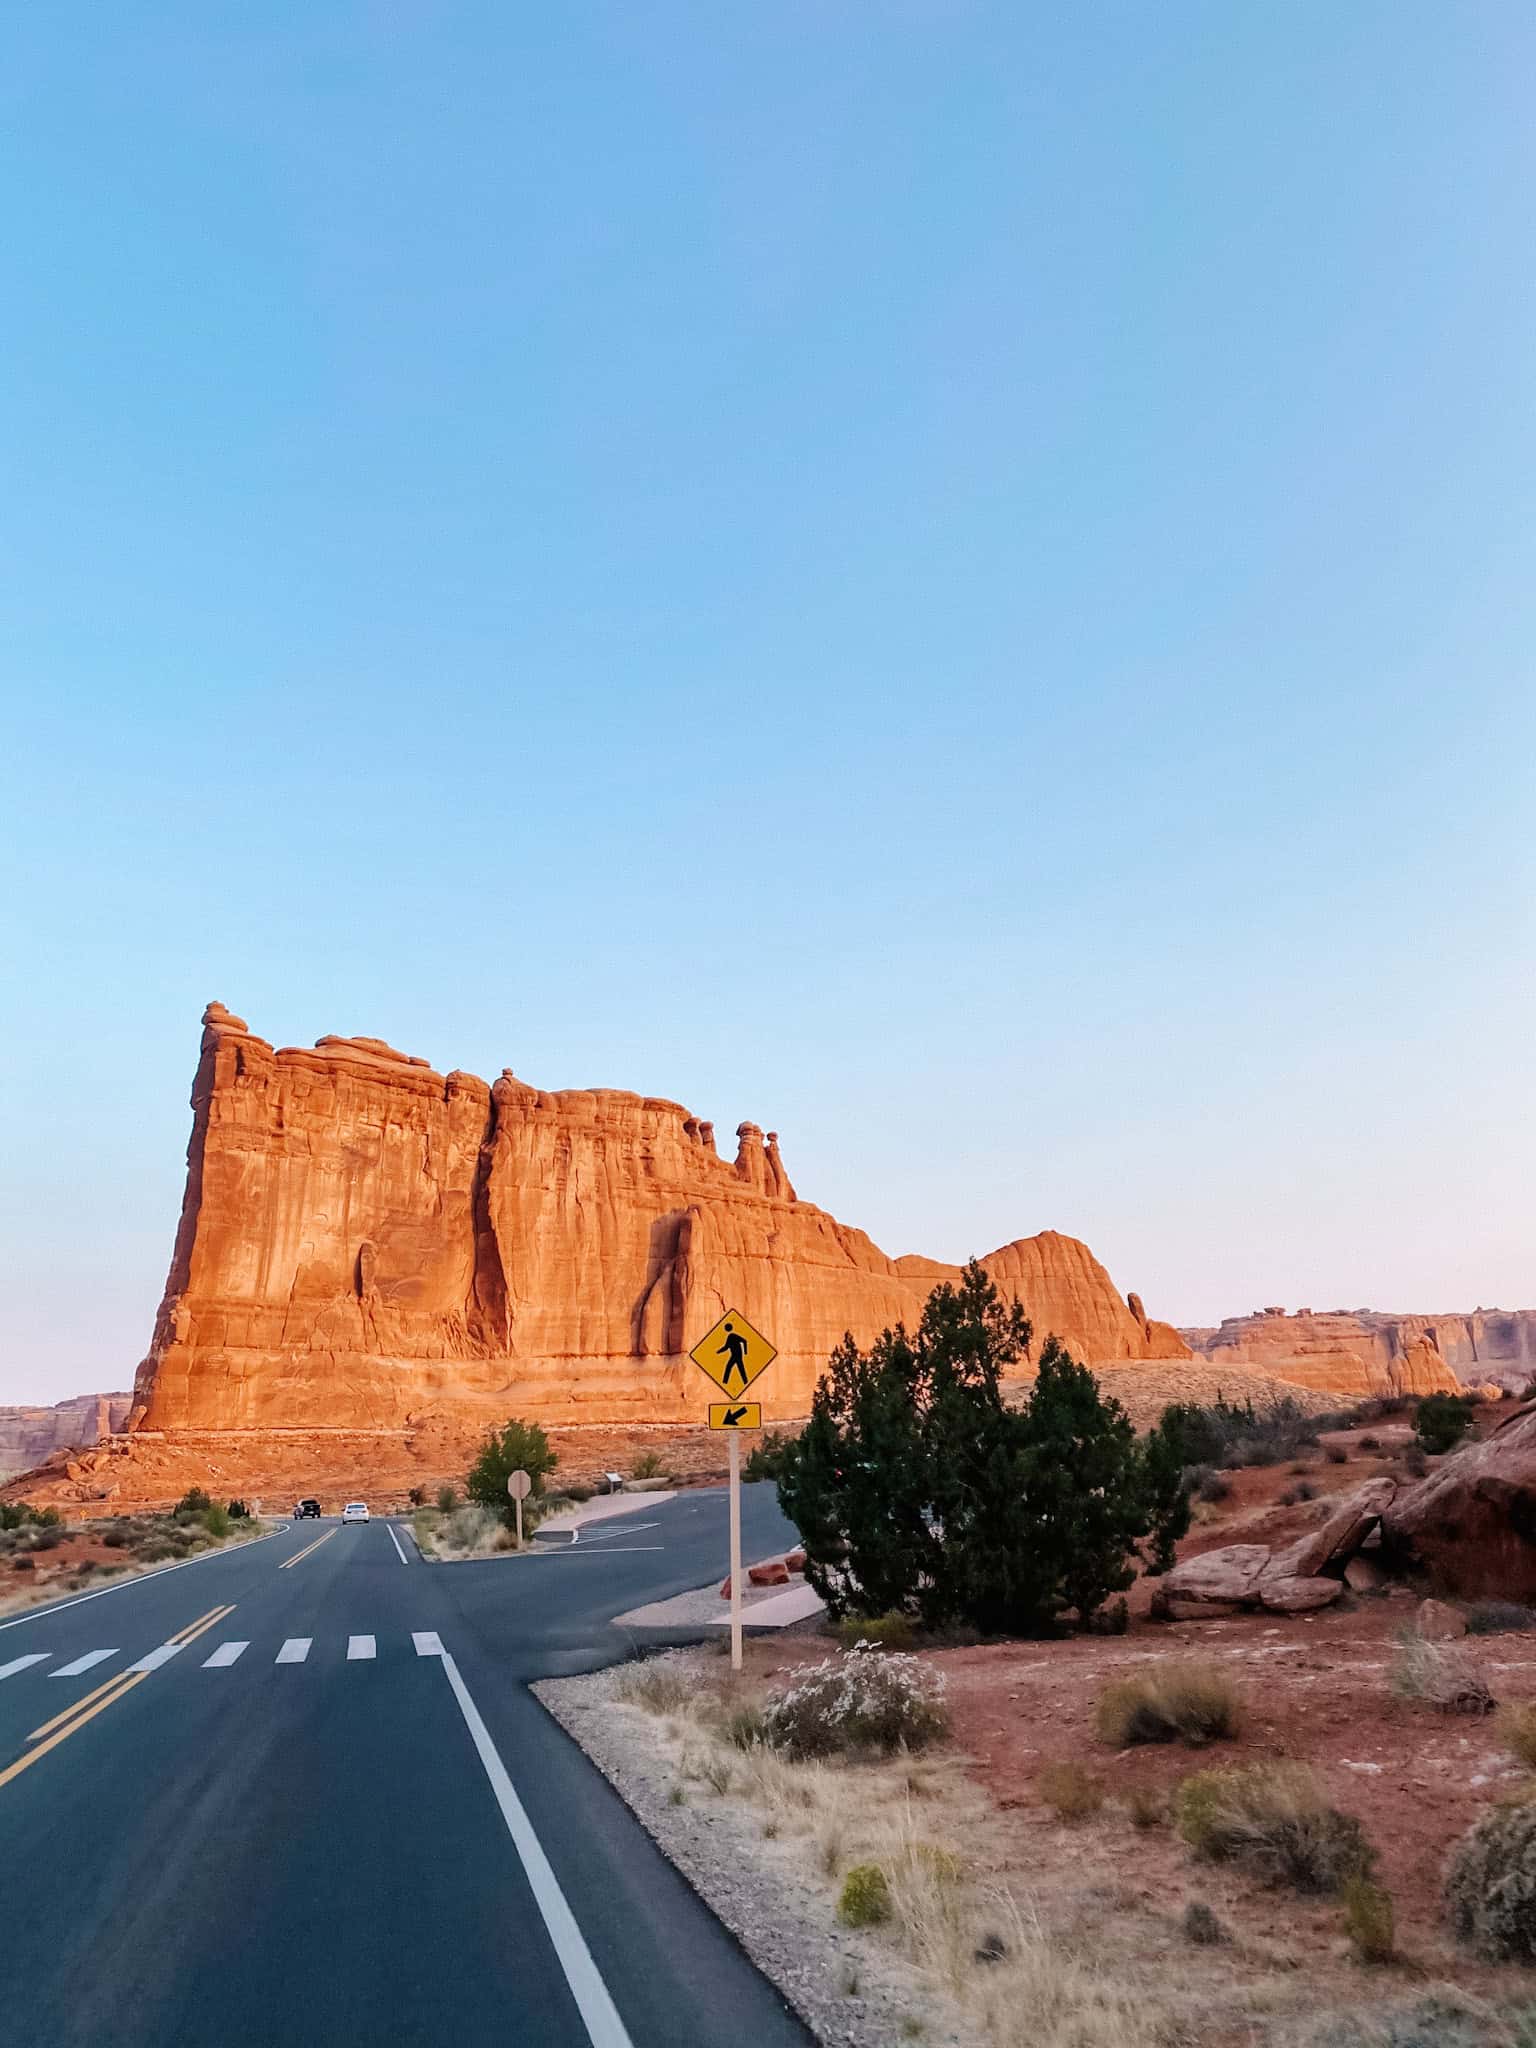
[763, 1643, 948, 1759]
[1175, 1763, 1374, 1894]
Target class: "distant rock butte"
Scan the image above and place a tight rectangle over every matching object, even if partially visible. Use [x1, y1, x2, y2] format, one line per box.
[1178, 1306, 1504, 1400]
[0, 1394, 131, 1481]
[11, 1004, 1193, 1507]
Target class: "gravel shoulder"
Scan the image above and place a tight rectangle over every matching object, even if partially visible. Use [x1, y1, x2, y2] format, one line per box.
[533, 1656, 966, 2048]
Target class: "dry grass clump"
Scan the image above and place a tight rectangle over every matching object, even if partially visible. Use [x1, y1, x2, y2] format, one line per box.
[1341, 1874, 1396, 1963]
[614, 1658, 693, 1714]
[1037, 1760, 1104, 1821]
[1496, 1702, 1536, 1771]
[1389, 1633, 1495, 1715]
[1181, 1900, 1226, 1946]
[1095, 1661, 1243, 1749]
[1126, 1785, 1166, 1829]
[1445, 1798, 1536, 1962]
[1175, 1762, 1375, 1895]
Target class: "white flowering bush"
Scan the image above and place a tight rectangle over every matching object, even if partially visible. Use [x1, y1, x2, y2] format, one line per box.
[763, 1641, 949, 1759]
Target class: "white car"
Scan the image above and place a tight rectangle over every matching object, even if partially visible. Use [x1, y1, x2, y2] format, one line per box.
[341, 1501, 370, 1523]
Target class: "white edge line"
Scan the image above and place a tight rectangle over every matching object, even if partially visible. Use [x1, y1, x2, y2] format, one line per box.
[0, 1525, 287, 1634]
[387, 1523, 409, 1565]
[440, 1651, 632, 2048]
[557, 1546, 664, 1555]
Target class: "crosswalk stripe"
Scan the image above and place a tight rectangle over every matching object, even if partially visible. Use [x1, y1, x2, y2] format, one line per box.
[412, 1631, 444, 1657]
[52, 1650, 118, 1678]
[128, 1642, 186, 1672]
[347, 1635, 376, 1660]
[202, 1641, 248, 1668]
[0, 1654, 51, 1681]
[275, 1637, 312, 1664]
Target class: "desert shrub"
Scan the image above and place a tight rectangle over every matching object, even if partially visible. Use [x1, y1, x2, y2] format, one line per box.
[202, 1503, 231, 1540]
[1279, 1482, 1317, 1505]
[1415, 1393, 1475, 1455]
[101, 1529, 129, 1549]
[466, 1417, 558, 1526]
[838, 1612, 915, 1651]
[407, 1485, 427, 1507]
[1445, 1800, 1536, 1960]
[614, 1660, 692, 1714]
[1127, 1786, 1166, 1829]
[1038, 1760, 1104, 1821]
[1175, 1763, 1374, 1894]
[1087, 1597, 1129, 1636]
[436, 1483, 459, 1513]
[1343, 1874, 1396, 1962]
[1324, 1442, 1348, 1464]
[1358, 1435, 1382, 1452]
[30, 1527, 63, 1551]
[1498, 1704, 1536, 1770]
[742, 1429, 795, 1483]
[1391, 1633, 1495, 1714]
[564, 1483, 594, 1503]
[1467, 1601, 1536, 1636]
[176, 1487, 213, 1514]
[1096, 1661, 1243, 1749]
[630, 1449, 664, 1480]
[1181, 1901, 1226, 1945]
[763, 1642, 948, 1759]
[11, 1556, 34, 1572]
[837, 1863, 892, 1928]
[1190, 1465, 1232, 1505]
[30, 1506, 63, 1528]
[136, 1536, 179, 1562]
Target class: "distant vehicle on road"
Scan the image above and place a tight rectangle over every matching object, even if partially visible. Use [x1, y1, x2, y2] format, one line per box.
[293, 1498, 322, 1519]
[341, 1501, 370, 1523]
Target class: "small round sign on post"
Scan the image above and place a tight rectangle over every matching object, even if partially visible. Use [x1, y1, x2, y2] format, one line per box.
[507, 1467, 532, 1547]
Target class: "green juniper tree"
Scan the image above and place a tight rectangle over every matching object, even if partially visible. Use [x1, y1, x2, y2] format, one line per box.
[466, 1418, 558, 1525]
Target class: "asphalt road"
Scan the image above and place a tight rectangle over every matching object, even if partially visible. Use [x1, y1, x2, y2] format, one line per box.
[0, 1486, 812, 2047]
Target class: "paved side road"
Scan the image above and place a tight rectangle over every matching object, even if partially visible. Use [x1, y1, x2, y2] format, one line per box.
[0, 1489, 812, 2048]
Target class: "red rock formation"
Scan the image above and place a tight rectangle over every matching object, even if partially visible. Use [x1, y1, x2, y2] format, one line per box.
[1382, 1403, 1536, 1599]
[19, 1004, 1191, 1507]
[1182, 1307, 1466, 1400]
[0, 1394, 131, 1480]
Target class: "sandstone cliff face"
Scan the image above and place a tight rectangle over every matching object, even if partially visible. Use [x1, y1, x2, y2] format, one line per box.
[0, 1394, 131, 1480]
[126, 1004, 1188, 1447]
[1181, 1307, 1468, 1400]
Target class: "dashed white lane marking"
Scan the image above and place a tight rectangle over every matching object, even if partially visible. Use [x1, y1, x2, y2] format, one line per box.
[128, 1642, 187, 1673]
[440, 1651, 632, 2048]
[347, 1635, 377, 1660]
[275, 1638, 312, 1665]
[0, 1653, 51, 1681]
[52, 1649, 118, 1678]
[202, 1641, 249, 1667]
[386, 1524, 409, 1565]
[412, 1631, 444, 1657]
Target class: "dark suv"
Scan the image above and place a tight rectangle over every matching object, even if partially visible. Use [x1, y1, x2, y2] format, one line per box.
[293, 1498, 322, 1519]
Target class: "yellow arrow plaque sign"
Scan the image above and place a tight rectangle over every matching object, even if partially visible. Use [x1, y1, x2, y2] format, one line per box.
[708, 1402, 761, 1431]
[689, 1309, 776, 1395]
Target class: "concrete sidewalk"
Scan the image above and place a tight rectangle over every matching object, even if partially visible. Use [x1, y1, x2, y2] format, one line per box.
[615, 1558, 825, 1632]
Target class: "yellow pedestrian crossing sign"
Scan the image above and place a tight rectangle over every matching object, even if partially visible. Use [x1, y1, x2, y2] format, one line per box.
[708, 1402, 762, 1431]
[690, 1309, 776, 1395]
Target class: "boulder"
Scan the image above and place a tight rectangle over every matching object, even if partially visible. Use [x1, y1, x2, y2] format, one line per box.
[1344, 1556, 1387, 1594]
[1267, 1478, 1397, 1581]
[1158, 1544, 1272, 1610]
[785, 1549, 807, 1573]
[1415, 1598, 1467, 1641]
[747, 1560, 790, 1587]
[1383, 1405, 1536, 1599]
[1257, 1575, 1344, 1614]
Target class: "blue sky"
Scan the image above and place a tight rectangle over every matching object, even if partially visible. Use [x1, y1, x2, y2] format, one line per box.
[3, 4, 1533, 1403]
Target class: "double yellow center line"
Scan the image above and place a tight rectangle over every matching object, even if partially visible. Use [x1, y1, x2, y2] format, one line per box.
[0, 1603, 236, 1794]
[280, 1528, 337, 1570]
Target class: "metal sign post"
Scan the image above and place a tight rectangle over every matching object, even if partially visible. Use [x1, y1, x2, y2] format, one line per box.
[728, 1430, 743, 1670]
[689, 1308, 775, 1675]
[507, 1466, 532, 1548]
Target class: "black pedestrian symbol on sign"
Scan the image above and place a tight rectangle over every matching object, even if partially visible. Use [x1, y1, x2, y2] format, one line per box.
[717, 1321, 751, 1391]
